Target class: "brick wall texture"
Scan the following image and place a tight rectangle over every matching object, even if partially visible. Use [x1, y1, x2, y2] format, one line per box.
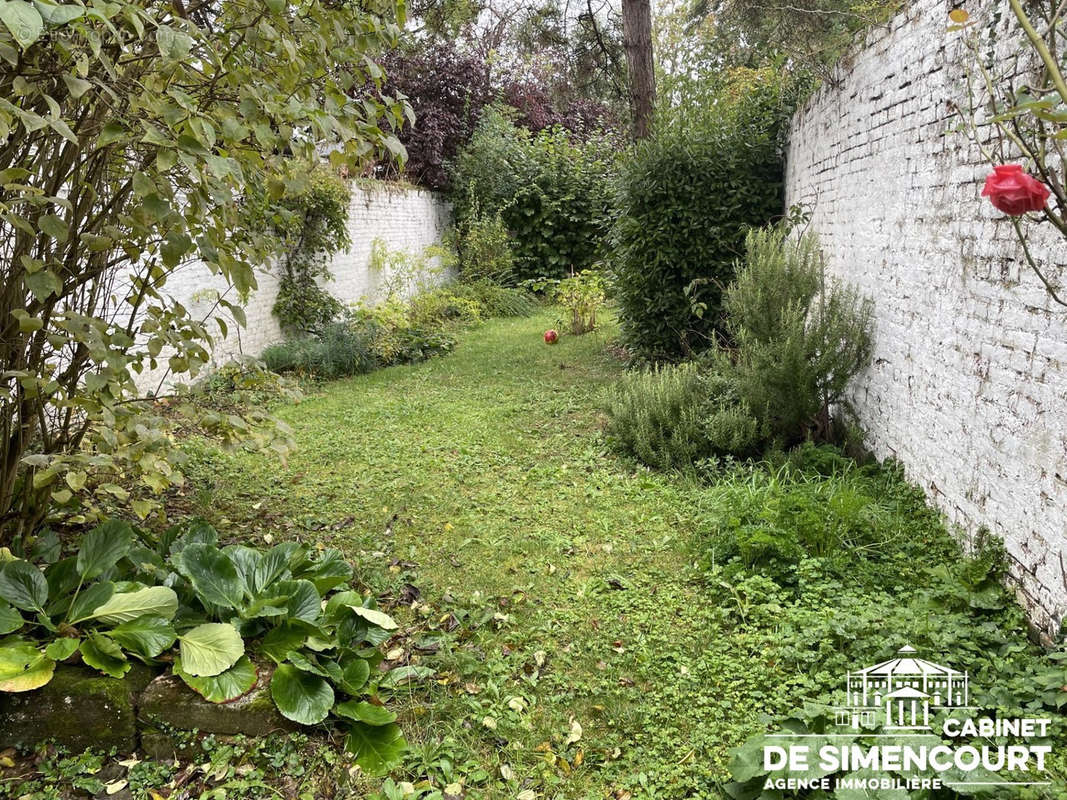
[785, 0, 1067, 633]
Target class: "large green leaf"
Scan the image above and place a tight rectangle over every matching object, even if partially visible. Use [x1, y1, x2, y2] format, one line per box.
[296, 549, 352, 594]
[174, 654, 257, 702]
[259, 621, 308, 663]
[80, 634, 129, 678]
[0, 561, 47, 612]
[347, 605, 397, 631]
[0, 0, 43, 49]
[178, 544, 245, 609]
[270, 663, 333, 724]
[66, 580, 114, 623]
[0, 640, 54, 691]
[343, 722, 407, 775]
[109, 614, 176, 658]
[179, 622, 244, 677]
[334, 700, 396, 726]
[0, 602, 25, 634]
[255, 543, 299, 592]
[273, 579, 320, 622]
[339, 657, 371, 695]
[76, 519, 132, 580]
[32, 1, 85, 25]
[87, 585, 178, 625]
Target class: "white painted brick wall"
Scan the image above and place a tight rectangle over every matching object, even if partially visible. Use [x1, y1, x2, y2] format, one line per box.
[785, 0, 1067, 635]
[140, 181, 450, 392]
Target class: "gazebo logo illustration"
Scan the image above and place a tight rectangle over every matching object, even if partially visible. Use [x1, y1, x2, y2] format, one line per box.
[834, 645, 970, 731]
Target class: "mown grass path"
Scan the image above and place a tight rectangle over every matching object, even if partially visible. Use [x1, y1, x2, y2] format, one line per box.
[196, 312, 792, 799]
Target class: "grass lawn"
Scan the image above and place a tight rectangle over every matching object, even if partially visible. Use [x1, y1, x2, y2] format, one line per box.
[181, 310, 791, 798]
[174, 309, 1067, 800]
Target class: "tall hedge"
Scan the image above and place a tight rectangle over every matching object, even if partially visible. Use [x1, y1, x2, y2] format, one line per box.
[450, 108, 619, 282]
[612, 86, 787, 361]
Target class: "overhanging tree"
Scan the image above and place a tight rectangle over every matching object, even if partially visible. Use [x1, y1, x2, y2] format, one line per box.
[0, 0, 410, 545]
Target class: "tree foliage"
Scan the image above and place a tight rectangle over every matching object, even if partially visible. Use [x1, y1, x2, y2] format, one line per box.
[450, 108, 618, 282]
[0, 0, 409, 544]
[376, 43, 493, 191]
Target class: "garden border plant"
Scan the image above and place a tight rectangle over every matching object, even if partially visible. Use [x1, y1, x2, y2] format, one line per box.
[0, 518, 409, 775]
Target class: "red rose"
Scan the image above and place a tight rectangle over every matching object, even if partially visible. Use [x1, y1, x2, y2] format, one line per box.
[981, 164, 1050, 215]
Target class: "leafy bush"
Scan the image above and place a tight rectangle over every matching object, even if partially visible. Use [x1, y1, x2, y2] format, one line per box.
[0, 0, 409, 545]
[447, 280, 540, 318]
[723, 227, 873, 445]
[0, 518, 408, 775]
[450, 108, 618, 282]
[605, 364, 712, 471]
[456, 213, 517, 285]
[266, 163, 351, 334]
[375, 44, 493, 191]
[606, 228, 872, 470]
[612, 83, 788, 360]
[553, 270, 607, 334]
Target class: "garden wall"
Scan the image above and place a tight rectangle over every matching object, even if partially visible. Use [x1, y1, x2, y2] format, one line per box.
[784, 0, 1067, 635]
[140, 181, 450, 391]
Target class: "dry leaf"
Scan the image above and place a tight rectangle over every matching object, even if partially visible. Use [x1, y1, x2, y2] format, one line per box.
[565, 719, 583, 746]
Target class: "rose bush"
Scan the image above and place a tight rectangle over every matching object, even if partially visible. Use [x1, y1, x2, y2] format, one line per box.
[981, 165, 1050, 216]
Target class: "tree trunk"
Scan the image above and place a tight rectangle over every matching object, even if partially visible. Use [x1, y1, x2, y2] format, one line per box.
[621, 0, 656, 139]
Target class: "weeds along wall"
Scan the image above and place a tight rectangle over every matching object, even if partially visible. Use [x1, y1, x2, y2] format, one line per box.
[140, 181, 451, 391]
[784, 0, 1067, 635]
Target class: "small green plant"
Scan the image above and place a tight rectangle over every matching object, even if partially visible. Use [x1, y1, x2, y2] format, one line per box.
[446, 279, 539, 317]
[262, 323, 379, 380]
[0, 518, 408, 776]
[368, 237, 456, 302]
[553, 269, 607, 334]
[456, 212, 516, 285]
[605, 363, 763, 470]
[604, 363, 711, 471]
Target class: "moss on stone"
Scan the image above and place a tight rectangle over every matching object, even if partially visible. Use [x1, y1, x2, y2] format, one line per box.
[0, 663, 154, 752]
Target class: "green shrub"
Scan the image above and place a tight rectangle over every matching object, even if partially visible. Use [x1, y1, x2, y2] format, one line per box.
[447, 280, 540, 318]
[612, 83, 787, 360]
[456, 213, 516, 284]
[724, 227, 874, 445]
[261, 323, 377, 380]
[0, 518, 408, 776]
[605, 361, 764, 470]
[408, 288, 484, 329]
[606, 363, 709, 470]
[450, 108, 618, 282]
[267, 163, 351, 334]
